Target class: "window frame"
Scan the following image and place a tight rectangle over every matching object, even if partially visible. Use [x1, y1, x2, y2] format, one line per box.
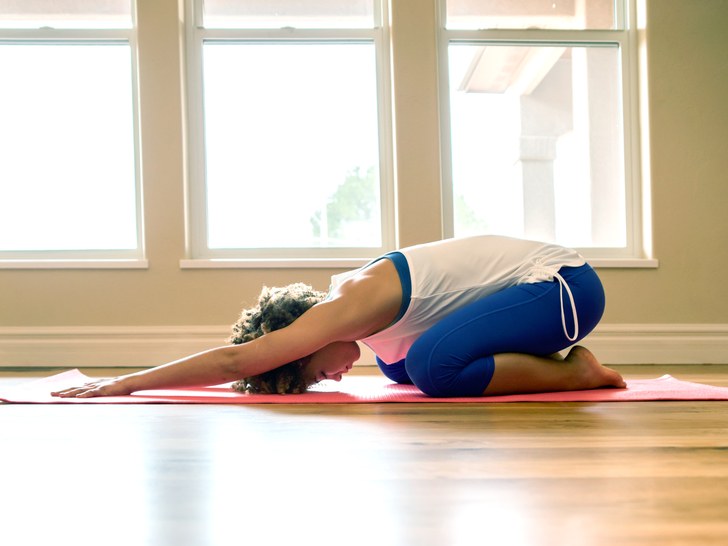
[437, 0, 656, 267]
[182, 0, 395, 268]
[0, 9, 146, 269]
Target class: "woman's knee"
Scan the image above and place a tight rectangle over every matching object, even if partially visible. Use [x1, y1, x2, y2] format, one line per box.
[403, 340, 440, 396]
[405, 335, 494, 398]
[376, 356, 412, 384]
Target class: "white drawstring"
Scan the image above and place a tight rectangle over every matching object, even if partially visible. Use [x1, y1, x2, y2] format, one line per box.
[553, 271, 579, 342]
[523, 259, 579, 342]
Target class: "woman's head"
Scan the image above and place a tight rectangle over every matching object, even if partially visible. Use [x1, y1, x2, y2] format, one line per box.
[229, 283, 326, 394]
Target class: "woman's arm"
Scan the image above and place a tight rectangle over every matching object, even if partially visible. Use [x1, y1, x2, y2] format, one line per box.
[52, 312, 340, 398]
[50, 296, 380, 398]
[53, 259, 402, 398]
[52, 344, 250, 398]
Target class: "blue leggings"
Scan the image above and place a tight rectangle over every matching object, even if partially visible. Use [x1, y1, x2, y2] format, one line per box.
[376, 264, 605, 397]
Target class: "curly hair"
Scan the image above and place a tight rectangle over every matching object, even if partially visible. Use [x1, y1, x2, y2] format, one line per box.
[228, 283, 326, 394]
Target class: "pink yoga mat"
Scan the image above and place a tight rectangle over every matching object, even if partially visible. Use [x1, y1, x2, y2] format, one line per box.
[1, 369, 728, 404]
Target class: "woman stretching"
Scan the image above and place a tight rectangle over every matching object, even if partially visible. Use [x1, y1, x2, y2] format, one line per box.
[52, 235, 626, 398]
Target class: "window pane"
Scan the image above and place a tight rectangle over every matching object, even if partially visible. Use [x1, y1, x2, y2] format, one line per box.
[448, 44, 626, 248]
[0, 44, 138, 251]
[446, 0, 617, 30]
[0, 0, 132, 29]
[202, 43, 381, 249]
[203, 0, 375, 29]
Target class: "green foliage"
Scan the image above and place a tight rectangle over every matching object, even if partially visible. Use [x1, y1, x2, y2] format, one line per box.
[454, 193, 489, 236]
[311, 166, 378, 242]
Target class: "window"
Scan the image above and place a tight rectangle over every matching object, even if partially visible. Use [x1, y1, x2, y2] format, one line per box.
[439, 0, 649, 262]
[0, 0, 143, 265]
[184, 0, 393, 265]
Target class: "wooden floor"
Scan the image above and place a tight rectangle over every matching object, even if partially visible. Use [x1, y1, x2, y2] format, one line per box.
[1, 365, 728, 546]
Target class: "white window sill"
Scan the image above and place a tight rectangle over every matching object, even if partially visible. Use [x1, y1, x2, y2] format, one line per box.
[181, 257, 659, 270]
[0, 259, 149, 270]
[180, 258, 369, 269]
[589, 258, 659, 268]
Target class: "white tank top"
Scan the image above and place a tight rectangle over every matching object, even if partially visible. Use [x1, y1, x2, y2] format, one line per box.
[330, 235, 586, 364]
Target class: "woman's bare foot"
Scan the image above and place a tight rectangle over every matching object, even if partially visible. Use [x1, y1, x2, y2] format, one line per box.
[564, 345, 627, 390]
[486, 347, 626, 396]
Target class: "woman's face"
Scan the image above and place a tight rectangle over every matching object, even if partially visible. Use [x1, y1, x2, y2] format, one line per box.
[303, 341, 361, 384]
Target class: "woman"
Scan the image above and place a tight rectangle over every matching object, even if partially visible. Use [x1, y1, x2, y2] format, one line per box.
[52, 235, 626, 398]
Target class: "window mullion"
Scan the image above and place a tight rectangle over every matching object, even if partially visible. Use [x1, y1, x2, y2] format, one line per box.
[444, 28, 628, 46]
[197, 28, 379, 42]
[621, 17, 643, 261]
[373, 12, 395, 252]
[0, 28, 133, 41]
[184, 5, 209, 259]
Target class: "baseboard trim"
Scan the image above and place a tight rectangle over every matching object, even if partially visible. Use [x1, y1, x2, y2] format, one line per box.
[0, 326, 229, 367]
[580, 324, 728, 365]
[1, 324, 727, 367]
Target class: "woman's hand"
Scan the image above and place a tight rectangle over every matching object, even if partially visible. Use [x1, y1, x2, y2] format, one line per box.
[51, 377, 132, 398]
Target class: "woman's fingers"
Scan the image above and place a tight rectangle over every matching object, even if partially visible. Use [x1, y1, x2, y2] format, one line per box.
[52, 381, 105, 398]
[51, 377, 130, 398]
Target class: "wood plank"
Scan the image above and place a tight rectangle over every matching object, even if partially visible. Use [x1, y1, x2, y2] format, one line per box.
[1, 366, 727, 545]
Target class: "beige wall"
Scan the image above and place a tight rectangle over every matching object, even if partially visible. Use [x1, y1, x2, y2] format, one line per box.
[1, 0, 727, 333]
[598, 0, 728, 324]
